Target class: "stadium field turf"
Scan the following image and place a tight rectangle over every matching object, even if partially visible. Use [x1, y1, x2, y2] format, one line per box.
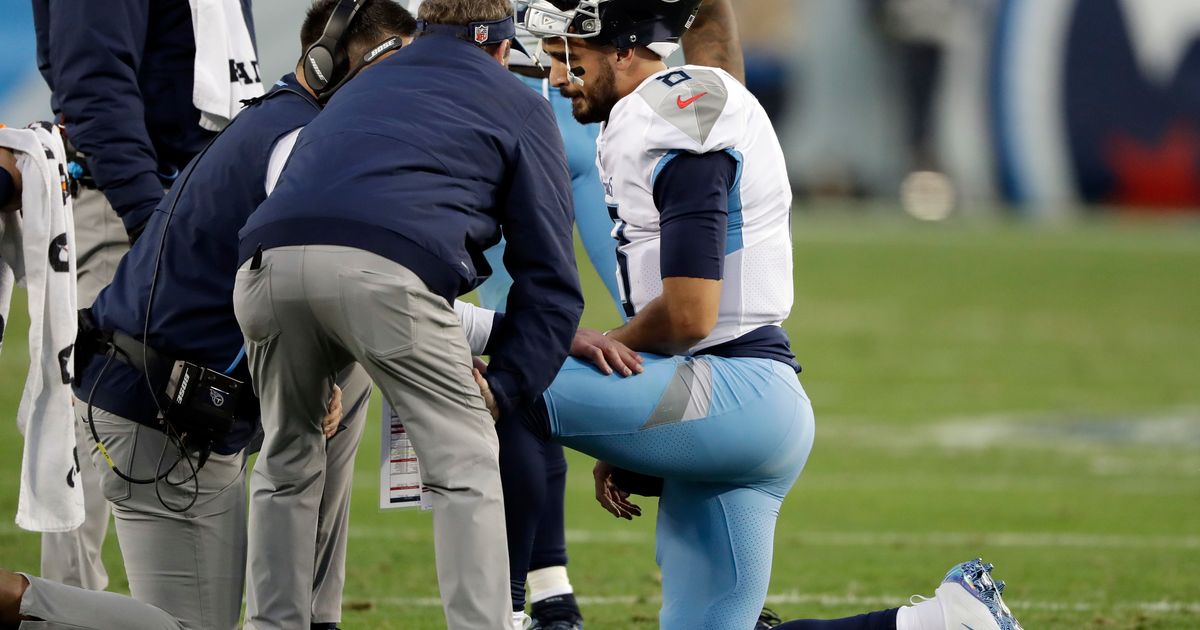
[1, 213, 1197, 628]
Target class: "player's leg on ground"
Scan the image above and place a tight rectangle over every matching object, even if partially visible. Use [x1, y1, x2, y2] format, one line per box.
[770, 611, 899, 630]
[79, 406, 247, 630]
[497, 412, 551, 613]
[236, 247, 342, 630]
[529, 443, 569, 576]
[306, 246, 511, 630]
[2, 571, 182, 630]
[656, 482, 787, 630]
[526, 443, 583, 627]
[496, 421, 577, 613]
[310, 364, 372, 627]
[768, 558, 1023, 630]
[40, 186, 125, 590]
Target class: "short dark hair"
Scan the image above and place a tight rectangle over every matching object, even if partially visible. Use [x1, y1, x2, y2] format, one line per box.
[301, 0, 418, 58]
[417, 0, 512, 26]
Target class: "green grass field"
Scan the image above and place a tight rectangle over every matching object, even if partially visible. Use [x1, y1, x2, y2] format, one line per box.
[1, 214, 1198, 628]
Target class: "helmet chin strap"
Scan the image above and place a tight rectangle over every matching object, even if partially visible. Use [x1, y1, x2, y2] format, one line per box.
[563, 37, 586, 87]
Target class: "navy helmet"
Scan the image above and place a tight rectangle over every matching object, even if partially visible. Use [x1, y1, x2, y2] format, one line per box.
[520, 0, 702, 51]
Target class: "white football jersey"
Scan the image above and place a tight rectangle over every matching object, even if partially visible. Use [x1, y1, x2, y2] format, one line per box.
[597, 65, 793, 354]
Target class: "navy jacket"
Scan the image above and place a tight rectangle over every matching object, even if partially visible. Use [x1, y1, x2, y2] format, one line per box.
[32, 0, 255, 232]
[241, 33, 583, 416]
[76, 76, 320, 454]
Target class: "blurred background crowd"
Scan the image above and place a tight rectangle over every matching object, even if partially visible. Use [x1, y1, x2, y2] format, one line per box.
[4, 0, 1199, 218]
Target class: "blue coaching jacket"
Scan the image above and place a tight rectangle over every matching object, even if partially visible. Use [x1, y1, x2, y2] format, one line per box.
[241, 32, 584, 417]
[32, 0, 255, 232]
[76, 76, 319, 454]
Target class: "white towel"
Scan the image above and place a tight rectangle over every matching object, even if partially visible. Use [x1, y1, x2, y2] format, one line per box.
[0, 123, 84, 533]
[189, 0, 265, 132]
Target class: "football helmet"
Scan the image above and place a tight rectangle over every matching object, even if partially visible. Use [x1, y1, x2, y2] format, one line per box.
[520, 0, 701, 50]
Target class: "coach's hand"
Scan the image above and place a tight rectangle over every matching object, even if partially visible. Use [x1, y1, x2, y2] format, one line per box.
[593, 461, 642, 520]
[571, 328, 644, 377]
[473, 367, 500, 420]
[322, 385, 344, 439]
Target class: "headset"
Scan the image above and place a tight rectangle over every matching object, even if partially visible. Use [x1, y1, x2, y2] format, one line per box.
[303, 0, 369, 101]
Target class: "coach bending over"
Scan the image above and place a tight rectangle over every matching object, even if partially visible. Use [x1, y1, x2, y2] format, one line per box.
[234, 0, 583, 628]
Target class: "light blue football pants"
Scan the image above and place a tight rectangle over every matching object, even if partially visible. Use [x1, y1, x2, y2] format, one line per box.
[545, 354, 815, 630]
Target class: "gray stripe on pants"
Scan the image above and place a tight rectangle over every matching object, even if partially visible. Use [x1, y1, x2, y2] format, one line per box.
[641, 358, 713, 429]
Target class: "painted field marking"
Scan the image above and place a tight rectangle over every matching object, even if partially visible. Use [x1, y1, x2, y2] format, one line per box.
[327, 527, 1200, 551]
[352, 591, 1200, 615]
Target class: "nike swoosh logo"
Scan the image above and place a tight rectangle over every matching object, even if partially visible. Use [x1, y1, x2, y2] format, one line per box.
[676, 92, 707, 109]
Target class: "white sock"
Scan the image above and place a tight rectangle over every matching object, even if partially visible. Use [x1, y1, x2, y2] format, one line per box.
[528, 565, 573, 604]
[512, 610, 531, 629]
[896, 596, 944, 630]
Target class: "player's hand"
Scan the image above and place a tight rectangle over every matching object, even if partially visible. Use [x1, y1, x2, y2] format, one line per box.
[593, 460, 642, 520]
[322, 385, 343, 439]
[474, 368, 500, 420]
[571, 328, 644, 377]
[0, 148, 21, 213]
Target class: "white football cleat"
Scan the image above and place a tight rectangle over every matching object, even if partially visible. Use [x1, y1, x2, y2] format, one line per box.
[935, 558, 1023, 630]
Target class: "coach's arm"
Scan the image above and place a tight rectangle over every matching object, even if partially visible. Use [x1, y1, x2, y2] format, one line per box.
[41, 0, 164, 240]
[682, 0, 745, 83]
[606, 150, 738, 356]
[482, 104, 585, 418]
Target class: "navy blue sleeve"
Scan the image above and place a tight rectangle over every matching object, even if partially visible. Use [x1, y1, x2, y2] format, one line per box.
[48, 0, 163, 232]
[482, 311, 506, 357]
[0, 168, 14, 207]
[653, 150, 739, 280]
[485, 102, 584, 417]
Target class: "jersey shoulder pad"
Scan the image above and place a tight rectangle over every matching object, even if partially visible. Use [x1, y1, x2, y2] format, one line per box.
[635, 66, 743, 152]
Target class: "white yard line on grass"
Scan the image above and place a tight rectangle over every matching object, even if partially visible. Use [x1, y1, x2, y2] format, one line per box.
[331, 527, 1200, 550]
[356, 591, 1200, 615]
[2, 524, 1195, 550]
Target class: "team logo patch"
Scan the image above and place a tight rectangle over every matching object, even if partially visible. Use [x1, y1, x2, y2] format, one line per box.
[474, 24, 490, 44]
[210, 389, 226, 408]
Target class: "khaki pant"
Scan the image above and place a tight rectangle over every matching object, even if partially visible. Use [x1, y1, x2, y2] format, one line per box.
[19, 364, 372, 630]
[235, 245, 511, 630]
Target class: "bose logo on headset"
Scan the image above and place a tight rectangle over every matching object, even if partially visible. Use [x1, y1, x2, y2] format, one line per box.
[307, 56, 329, 84]
[364, 37, 402, 63]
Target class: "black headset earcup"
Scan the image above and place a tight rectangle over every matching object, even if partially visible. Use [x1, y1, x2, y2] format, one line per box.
[299, 0, 365, 100]
[304, 45, 336, 91]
